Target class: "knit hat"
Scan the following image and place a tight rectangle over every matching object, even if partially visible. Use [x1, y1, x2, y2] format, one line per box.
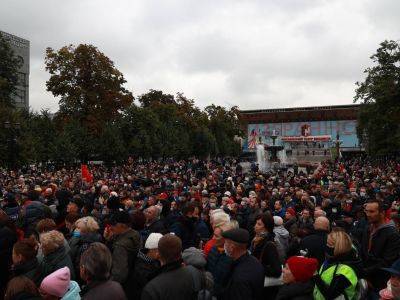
[286, 207, 296, 217]
[287, 256, 318, 282]
[40, 267, 70, 297]
[273, 216, 283, 226]
[145, 233, 163, 249]
[182, 247, 207, 268]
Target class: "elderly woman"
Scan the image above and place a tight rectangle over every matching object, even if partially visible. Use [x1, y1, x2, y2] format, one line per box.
[69, 216, 102, 279]
[276, 256, 318, 300]
[80, 242, 126, 300]
[313, 230, 360, 300]
[40, 230, 75, 279]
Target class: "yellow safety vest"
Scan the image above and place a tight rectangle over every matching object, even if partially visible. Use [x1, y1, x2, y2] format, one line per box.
[313, 263, 358, 300]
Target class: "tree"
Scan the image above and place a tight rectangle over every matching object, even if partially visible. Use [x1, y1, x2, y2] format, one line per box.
[45, 44, 133, 134]
[0, 32, 21, 109]
[354, 40, 400, 155]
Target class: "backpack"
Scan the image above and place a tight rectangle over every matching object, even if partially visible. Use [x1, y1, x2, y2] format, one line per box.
[187, 265, 215, 300]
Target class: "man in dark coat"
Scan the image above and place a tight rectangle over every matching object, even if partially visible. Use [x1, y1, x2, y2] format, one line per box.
[141, 205, 166, 243]
[170, 202, 201, 250]
[141, 234, 197, 300]
[0, 210, 17, 295]
[299, 216, 330, 265]
[80, 242, 127, 300]
[222, 228, 264, 300]
[131, 233, 162, 300]
[106, 210, 140, 299]
[360, 200, 400, 292]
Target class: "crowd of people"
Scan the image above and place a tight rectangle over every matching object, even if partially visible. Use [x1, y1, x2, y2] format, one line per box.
[1, 156, 400, 300]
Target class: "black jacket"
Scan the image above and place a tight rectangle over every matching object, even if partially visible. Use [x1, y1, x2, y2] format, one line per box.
[299, 229, 328, 265]
[141, 261, 197, 300]
[0, 224, 17, 289]
[275, 280, 314, 300]
[110, 228, 140, 298]
[170, 216, 200, 250]
[130, 251, 160, 300]
[251, 233, 282, 278]
[81, 280, 127, 300]
[41, 245, 76, 279]
[12, 258, 43, 286]
[222, 253, 264, 300]
[69, 232, 102, 281]
[360, 221, 400, 290]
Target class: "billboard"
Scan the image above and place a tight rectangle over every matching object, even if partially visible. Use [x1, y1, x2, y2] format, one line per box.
[246, 120, 359, 150]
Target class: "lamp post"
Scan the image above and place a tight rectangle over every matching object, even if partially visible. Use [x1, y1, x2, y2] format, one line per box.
[4, 121, 20, 170]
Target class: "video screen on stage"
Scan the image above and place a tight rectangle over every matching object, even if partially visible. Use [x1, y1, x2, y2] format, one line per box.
[246, 120, 359, 150]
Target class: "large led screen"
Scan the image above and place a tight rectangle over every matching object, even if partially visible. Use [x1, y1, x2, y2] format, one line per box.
[246, 120, 359, 150]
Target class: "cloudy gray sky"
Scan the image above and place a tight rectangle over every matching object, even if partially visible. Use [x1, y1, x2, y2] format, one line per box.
[1, 0, 399, 112]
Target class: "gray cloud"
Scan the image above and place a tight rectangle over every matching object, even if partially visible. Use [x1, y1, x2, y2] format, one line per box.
[0, 0, 398, 112]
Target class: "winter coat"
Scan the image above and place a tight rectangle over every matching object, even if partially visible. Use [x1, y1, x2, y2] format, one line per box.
[274, 225, 290, 261]
[299, 229, 328, 266]
[275, 280, 315, 300]
[130, 250, 160, 300]
[141, 261, 197, 300]
[222, 253, 264, 300]
[62, 281, 81, 300]
[284, 217, 298, 237]
[0, 224, 17, 290]
[206, 246, 233, 298]
[251, 233, 282, 278]
[170, 216, 201, 250]
[11, 258, 43, 286]
[110, 228, 140, 298]
[360, 221, 400, 290]
[69, 232, 102, 280]
[81, 280, 127, 300]
[41, 245, 76, 279]
[141, 219, 167, 243]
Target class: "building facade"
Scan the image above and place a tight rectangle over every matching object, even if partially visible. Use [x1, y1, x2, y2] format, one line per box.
[239, 104, 361, 154]
[0, 30, 30, 110]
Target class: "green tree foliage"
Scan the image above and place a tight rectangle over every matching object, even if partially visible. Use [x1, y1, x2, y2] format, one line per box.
[0, 41, 243, 168]
[45, 44, 133, 134]
[354, 40, 400, 155]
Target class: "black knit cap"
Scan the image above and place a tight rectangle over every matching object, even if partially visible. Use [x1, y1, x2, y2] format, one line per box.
[109, 210, 131, 225]
[222, 228, 249, 244]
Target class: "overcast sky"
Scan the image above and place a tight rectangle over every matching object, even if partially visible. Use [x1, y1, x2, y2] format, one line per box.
[1, 0, 399, 112]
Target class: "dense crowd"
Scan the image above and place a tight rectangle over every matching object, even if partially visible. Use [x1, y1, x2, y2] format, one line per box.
[1, 156, 400, 300]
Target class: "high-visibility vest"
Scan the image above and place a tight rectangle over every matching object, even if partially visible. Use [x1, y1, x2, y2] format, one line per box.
[313, 263, 358, 300]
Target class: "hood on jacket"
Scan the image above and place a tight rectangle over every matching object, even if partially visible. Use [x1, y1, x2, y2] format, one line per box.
[274, 225, 290, 238]
[61, 281, 81, 300]
[371, 220, 397, 237]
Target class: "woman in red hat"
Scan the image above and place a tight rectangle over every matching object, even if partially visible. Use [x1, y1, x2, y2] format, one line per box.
[276, 256, 319, 300]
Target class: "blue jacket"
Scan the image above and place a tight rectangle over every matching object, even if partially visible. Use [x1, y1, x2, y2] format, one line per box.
[62, 281, 81, 300]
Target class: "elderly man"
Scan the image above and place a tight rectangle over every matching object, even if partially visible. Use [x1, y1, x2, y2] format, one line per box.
[222, 228, 264, 300]
[299, 216, 330, 265]
[142, 205, 166, 243]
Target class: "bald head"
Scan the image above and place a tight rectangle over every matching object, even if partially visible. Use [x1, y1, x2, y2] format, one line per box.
[314, 216, 330, 231]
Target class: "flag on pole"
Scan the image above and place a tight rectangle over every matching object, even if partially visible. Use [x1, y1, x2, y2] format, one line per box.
[81, 164, 93, 183]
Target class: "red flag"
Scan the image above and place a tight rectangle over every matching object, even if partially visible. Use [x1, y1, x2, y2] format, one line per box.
[81, 164, 93, 183]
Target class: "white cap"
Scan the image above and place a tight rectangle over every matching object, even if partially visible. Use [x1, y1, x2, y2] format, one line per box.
[145, 233, 163, 249]
[224, 191, 231, 197]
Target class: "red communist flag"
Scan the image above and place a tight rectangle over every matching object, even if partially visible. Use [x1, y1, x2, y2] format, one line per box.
[81, 164, 93, 183]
